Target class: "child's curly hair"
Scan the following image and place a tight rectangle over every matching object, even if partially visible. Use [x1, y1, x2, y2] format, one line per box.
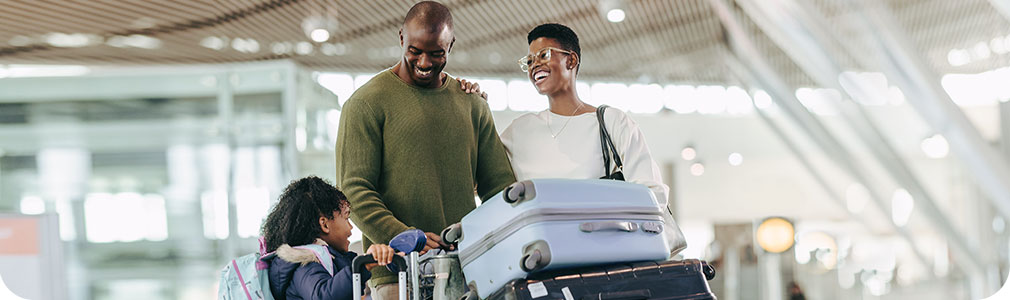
[261, 176, 350, 253]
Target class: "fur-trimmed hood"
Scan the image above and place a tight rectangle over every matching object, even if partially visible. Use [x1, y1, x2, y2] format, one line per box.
[275, 238, 331, 265]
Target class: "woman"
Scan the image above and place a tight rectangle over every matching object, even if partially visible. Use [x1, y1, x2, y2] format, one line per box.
[499, 23, 670, 205]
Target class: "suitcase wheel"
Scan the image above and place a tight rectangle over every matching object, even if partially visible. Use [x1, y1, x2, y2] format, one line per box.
[458, 289, 478, 300]
[503, 184, 523, 203]
[702, 262, 716, 280]
[503, 180, 536, 204]
[441, 223, 463, 245]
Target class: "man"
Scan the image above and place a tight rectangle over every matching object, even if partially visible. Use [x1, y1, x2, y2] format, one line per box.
[334, 1, 516, 298]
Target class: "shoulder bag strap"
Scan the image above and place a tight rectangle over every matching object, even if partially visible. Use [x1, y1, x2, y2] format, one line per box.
[597, 105, 625, 177]
[597, 105, 613, 177]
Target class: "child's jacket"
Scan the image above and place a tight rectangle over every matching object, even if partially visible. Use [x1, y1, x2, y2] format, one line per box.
[265, 240, 370, 300]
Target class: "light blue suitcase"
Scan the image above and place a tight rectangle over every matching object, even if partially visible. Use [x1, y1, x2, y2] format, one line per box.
[443, 179, 687, 299]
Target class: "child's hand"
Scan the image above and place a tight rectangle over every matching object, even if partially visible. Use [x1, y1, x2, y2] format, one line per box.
[364, 244, 398, 271]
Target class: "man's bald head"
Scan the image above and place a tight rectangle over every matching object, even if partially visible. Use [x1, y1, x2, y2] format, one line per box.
[402, 1, 454, 33]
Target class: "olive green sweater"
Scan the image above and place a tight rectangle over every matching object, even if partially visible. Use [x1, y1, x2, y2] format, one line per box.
[335, 69, 516, 285]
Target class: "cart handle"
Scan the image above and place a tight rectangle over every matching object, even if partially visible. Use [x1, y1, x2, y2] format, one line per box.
[351, 254, 407, 274]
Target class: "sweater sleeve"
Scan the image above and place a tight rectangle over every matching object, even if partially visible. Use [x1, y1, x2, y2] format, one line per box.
[610, 110, 670, 207]
[336, 97, 411, 244]
[290, 263, 369, 300]
[474, 101, 517, 202]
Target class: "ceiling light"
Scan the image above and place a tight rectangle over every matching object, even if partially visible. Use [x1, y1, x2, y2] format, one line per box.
[106, 34, 162, 49]
[795, 87, 841, 116]
[295, 42, 313, 55]
[991, 37, 1007, 54]
[320, 43, 337, 56]
[752, 90, 774, 109]
[302, 15, 339, 43]
[755, 217, 794, 253]
[627, 84, 664, 113]
[45, 33, 100, 48]
[725, 86, 754, 114]
[920, 134, 949, 159]
[972, 42, 992, 60]
[681, 146, 696, 161]
[200, 36, 226, 50]
[794, 231, 837, 270]
[8, 35, 32, 47]
[231, 38, 260, 53]
[891, 189, 914, 227]
[665, 85, 698, 113]
[310, 28, 330, 43]
[696, 85, 728, 114]
[271, 42, 292, 55]
[947, 49, 970, 66]
[598, 0, 629, 23]
[728, 152, 743, 166]
[333, 43, 348, 55]
[607, 9, 626, 22]
[689, 162, 705, 176]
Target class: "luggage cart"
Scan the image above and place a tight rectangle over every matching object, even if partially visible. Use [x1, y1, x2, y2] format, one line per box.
[352, 251, 468, 300]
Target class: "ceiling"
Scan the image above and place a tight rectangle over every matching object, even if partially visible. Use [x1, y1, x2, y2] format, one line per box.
[1, 0, 1008, 86]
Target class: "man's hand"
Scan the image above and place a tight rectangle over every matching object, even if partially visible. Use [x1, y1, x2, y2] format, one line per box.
[459, 78, 488, 100]
[364, 244, 399, 271]
[420, 231, 455, 255]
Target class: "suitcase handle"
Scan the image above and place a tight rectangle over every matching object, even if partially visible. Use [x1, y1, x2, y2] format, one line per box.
[579, 221, 639, 233]
[582, 289, 652, 300]
[352, 254, 408, 300]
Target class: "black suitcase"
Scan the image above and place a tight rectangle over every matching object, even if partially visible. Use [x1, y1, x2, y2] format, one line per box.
[487, 259, 716, 300]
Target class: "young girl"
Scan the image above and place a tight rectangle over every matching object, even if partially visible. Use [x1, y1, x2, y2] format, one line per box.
[261, 176, 397, 300]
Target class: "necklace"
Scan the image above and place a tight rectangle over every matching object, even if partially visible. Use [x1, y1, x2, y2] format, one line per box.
[548, 102, 585, 139]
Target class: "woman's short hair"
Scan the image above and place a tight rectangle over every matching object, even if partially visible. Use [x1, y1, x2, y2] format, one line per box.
[527, 23, 581, 60]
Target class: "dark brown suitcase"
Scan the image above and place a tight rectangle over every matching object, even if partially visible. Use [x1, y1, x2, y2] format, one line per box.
[487, 259, 716, 300]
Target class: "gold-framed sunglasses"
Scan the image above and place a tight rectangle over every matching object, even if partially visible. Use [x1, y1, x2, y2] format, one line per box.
[518, 47, 575, 73]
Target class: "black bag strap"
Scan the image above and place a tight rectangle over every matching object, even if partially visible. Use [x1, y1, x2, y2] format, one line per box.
[597, 105, 624, 180]
[598, 106, 611, 177]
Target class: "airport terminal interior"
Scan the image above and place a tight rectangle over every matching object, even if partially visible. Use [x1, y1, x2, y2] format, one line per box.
[2, 0, 1010, 299]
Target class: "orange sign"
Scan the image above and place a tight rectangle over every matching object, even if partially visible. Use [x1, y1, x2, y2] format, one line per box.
[0, 217, 40, 255]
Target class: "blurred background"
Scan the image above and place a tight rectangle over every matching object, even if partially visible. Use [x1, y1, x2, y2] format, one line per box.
[1, 0, 1009, 299]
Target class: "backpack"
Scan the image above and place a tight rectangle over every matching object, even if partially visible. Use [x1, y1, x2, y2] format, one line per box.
[218, 237, 335, 300]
